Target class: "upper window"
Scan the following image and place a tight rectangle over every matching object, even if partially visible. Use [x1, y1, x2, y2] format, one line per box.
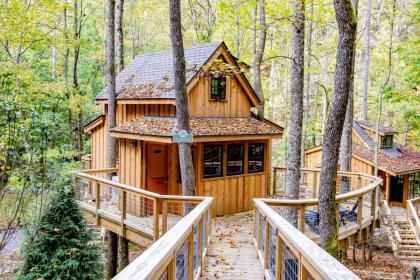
[210, 75, 226, 100]
[203, 145, 223, 178]
[248, 143, 264, 173]
[227, 144, 244, 176]
[381, 135, 393, 148]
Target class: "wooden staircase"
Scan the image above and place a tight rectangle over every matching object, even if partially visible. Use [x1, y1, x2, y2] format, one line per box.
[395, 220, 420, 260]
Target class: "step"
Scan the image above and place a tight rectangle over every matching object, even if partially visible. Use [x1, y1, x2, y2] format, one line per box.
[399, 244, 420, 249]
[398, 255, 420, 260]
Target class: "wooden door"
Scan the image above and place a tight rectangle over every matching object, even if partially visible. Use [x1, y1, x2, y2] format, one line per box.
[147, 144, 168, 195]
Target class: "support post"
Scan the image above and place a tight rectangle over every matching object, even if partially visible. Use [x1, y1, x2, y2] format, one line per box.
[188, 231, 194, 280]
[312, 172, 318, 198]
[298, 206, 306, 233]
[371, 188, 376, 222]
[357, 195, 364, 241]
[95, 182, 100, 226]
[153, 198, 160, 241]
[276, 235, 282, 280]
[120, 190, 127, 237]
[264, 220, 269, 269]
[385, 174, 390, 202]
[273, 168, 278, 196]
[162, 199, 168, 235]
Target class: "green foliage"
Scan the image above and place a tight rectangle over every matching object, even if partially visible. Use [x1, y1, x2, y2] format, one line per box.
[20, 186, 104, 280]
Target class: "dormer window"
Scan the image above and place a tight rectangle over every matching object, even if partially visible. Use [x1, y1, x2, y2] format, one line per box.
[210, 75, 226, 100]
[381, 135, 393, 148]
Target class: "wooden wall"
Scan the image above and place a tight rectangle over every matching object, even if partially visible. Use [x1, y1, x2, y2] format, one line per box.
[188, 76, 251, 117]
[91, 116, 108, 170]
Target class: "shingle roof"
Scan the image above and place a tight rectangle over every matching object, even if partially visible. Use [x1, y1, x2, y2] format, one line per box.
[96, 42, 223, 100]
[353, 143, 420, 174]
[357, 120, 398, 134]
[110, 116, 283, 138]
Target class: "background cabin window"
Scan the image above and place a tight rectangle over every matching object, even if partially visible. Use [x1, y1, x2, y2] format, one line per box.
[227, 144, 244, 175]
[381, 135, 393, 148]
[248, 143, 264, 173]
[203, 145, 223, 178]
[408, 172, 420, 199]
[210, 76, 226, 100]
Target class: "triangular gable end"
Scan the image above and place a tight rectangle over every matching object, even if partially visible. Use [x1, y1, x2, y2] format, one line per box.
[187, 42, 261, 108]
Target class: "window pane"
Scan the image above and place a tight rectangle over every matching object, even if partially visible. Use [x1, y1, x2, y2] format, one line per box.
[203, 145, 223, 178]
[248, 143, 264, 173]
[227, 144, 244, 175]
[210, 76, 226, 100]
[381, 135, 393, 148]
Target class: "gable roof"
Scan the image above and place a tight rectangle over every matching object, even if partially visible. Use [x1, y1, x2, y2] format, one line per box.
[96, 42, 260, 106]
[357, 120, 398, 134]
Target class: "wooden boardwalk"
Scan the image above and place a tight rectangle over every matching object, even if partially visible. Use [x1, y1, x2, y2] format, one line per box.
[201, 212, 264, 280]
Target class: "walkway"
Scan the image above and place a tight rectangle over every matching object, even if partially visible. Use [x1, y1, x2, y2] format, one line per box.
[201, 212, 264, 280]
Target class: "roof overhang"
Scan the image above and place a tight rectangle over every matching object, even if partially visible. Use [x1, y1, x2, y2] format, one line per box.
[96, 99, 176, 105]
[84, 115, 105, 133]
[110, 131, 281, 144]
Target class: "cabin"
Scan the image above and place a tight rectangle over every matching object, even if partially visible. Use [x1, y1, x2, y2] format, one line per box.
[84, 42, 283, 216]
[305, 120, 420, 208]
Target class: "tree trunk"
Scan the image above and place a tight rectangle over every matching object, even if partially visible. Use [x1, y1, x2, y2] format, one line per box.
[118, 237, 129, 271]
[340, 0, 358, 194]
[361, 0, 372, 122]
[374, 0, 396, 177]
[116, 0, 124, 71]
[169, 0, 196, 200]
[319, 0, 356, 257]
[63, 2, 73, 147]
[253, 0, 266, 121]
[402, 120, 408, 146]
[105, 0, 119, 278]
[285, 0, 305, 227]
[301, 0, 313, 167]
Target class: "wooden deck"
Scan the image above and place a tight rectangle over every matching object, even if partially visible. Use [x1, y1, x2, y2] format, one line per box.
[201, 212, 264, 280]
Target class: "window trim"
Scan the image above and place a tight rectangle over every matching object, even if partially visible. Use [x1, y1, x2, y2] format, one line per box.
[380, 135, 393, 148]
[227, 144, 245, 176]
[203, 144, 223, 178]
[248, 143, 265, 174]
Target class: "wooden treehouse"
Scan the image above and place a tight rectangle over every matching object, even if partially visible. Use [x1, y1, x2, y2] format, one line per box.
[75, 42, 392, 279]
[305, 120, 420, 208]
[84, 41, 283, 217]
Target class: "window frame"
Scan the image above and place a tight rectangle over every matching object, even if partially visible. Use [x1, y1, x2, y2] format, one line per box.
[248, 143, 265, 174]
[380, 135, 393, 148]
[227, 144, 245, 176]
[203, 145, 223, 178]
[210, 75, 227, 101]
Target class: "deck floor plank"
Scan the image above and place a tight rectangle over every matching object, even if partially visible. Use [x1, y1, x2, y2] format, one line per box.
[201, 212, 264, 280]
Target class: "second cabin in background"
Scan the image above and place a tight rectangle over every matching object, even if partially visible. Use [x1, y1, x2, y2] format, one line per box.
[84, 42, 283, 216]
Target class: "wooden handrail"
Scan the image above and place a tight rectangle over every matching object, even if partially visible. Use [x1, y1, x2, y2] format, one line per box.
[113, 197, 213, 280]
[253, 199, 360, 280]
[407, 198, 420, 239]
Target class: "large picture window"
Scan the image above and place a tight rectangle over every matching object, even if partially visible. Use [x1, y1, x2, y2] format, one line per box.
[210, 75, 226, 100]
[203, 145, 223, 178]
[248, 143, 264, 173]
[227, 144, 244, 176]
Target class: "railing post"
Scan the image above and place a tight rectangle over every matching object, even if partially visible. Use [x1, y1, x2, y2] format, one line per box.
[357, 195, 364, 240]
[371, 188, 376, 222]
[299, 259, 308, 280]
[120, 190, 127, 237]
[298, 206, 305, 233]
[162, 199, 168, 235]
[273, 168, 278, 196]
[199, 218, 203, 276]
[168, 258, 175, 280]
[264, 220, 269, 269]
[312, 172, 318, 198]
[188, 231, 194, 280]
[95, 182, 100, 226]
[276, 235, 282, 280]
[256, 210, 261, 250]
[153, 198, 160, 241]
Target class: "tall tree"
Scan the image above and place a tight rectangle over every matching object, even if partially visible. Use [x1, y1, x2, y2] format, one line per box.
[340, 0, 359, 194]
[361, 0, 372, 121]
[285, 0, 305, 227]
[105, 0, 119, 278]
[374, 0, 396, 176]
[115, 0, 129, 270]
[169, 0, 196, 198]
[319, 0, 357, 257]
[253, 0, 266, 120]
[116, 0, 124, 71]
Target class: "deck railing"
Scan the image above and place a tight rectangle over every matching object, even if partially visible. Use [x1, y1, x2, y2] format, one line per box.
[407, 197, 420, 238]
[269, 168, 382, 243]
[74, 168, 212, 243]
[253, 198, 360, 280]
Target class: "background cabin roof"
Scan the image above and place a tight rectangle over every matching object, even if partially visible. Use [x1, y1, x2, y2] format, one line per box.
[110, 116, 283, 138]
[353, 143, 420, 175]
[357, 120, 398, 134]
[96, 41, 259, 103]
